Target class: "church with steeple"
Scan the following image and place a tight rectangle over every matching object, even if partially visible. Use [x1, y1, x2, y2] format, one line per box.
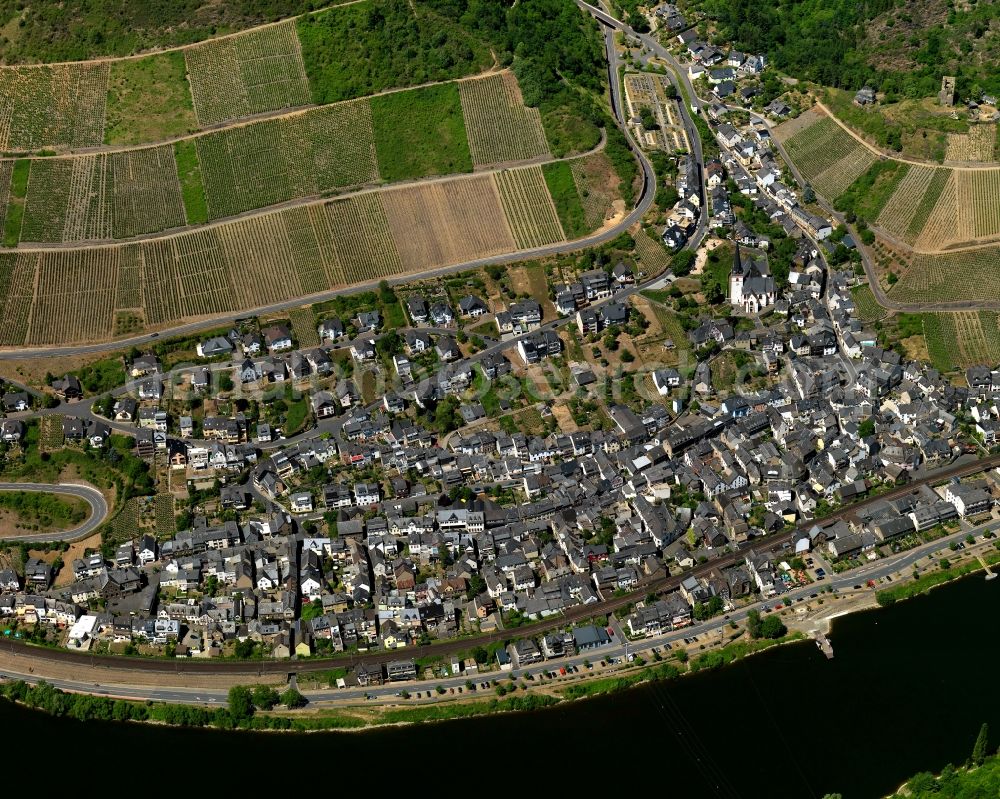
[729, 244, 776, 314]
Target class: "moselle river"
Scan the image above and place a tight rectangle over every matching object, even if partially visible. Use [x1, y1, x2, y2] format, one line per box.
[4, 574, 998, 796]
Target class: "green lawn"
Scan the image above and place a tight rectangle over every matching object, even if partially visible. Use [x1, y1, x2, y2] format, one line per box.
[105, 51, 197, 146]
[382, 300, 406, 329]
[3, 160, 30, 247]
[542, 161, 587, 238]
[173, 140, 208, 225]
[371, 83, 473, 181]
[284, 397, 311, 436]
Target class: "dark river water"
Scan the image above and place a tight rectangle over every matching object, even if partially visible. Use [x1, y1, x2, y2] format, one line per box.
[5, 574, 998, 796]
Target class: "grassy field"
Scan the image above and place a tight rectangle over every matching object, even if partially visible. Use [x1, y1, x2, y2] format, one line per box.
[570, 151, 620, 231]
[821, 88, 962, 163]
[104, 51, 196, 146]
[297, 0, 491, 104]
[0, 490, 88, 534]
[173, 140, 209, 226]
[2, 159, 29, 247]
[184, 19, 312, 127]
[459, 71, 550, 166]
[542, 160, 588, 239]
[371, 83, 473, 182]
[834, 160, 909, 223]
[876, 165, 940, 243]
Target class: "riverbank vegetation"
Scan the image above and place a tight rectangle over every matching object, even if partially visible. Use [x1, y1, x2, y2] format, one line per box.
[688, 632, 803, 673]
[888, 726, 999, 797]
[876, 548, 1000, 606]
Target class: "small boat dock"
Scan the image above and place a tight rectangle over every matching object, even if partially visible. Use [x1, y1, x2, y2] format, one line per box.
[813, 632, 834, 659]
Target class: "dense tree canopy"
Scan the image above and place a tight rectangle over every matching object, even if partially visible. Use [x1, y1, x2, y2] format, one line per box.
[694, 0, 1000, 98]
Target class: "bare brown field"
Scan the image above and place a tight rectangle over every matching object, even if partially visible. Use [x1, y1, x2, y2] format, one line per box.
[382, 175, 516, 271]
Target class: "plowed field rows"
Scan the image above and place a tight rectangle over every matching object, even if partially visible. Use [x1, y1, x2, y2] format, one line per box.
[494, 166, 564, 249]
[30, 248, 118, 344]
[0, 252, 38, 346]
[890, 246, 1000, 303]
[21, 145, 184, 243]
[876, 165, 937, 242]
[960, 169, 1000, 240]
[185, 20, 311, 127]
[196, 98, 378, 219]
[325, 192, 402, 285]
[782, 116, 870, 187]
[0, 62, 109, 151]
[459, 71, 549, 166]
[383, 175, 516, 270]
[915, 173, 959, 250]
[944, 125, 996, 162]
[811, 145, 877, 200]
[0, 162, 572, 344]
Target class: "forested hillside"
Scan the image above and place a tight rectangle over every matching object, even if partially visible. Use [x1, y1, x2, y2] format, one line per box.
[691, 0, 1000, 100]
[0, 0, 314, 62]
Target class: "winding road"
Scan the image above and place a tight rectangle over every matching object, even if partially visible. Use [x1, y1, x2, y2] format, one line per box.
[0, 483, 108, 543]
